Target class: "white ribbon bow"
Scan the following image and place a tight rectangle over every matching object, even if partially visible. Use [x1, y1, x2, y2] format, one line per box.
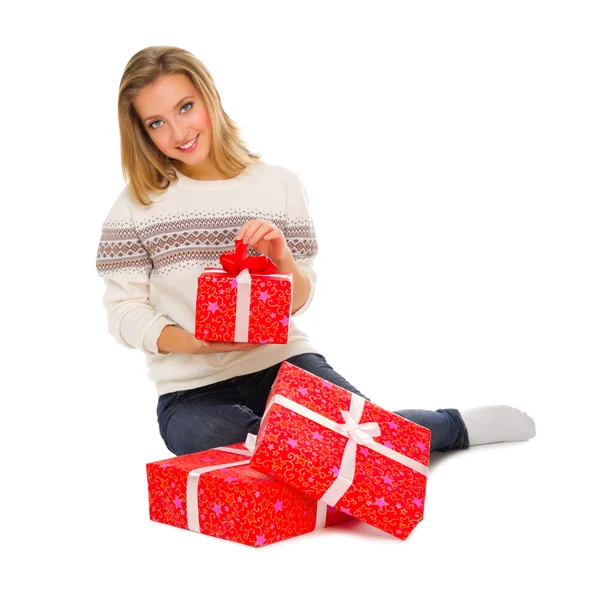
[337, 410, 381, 445]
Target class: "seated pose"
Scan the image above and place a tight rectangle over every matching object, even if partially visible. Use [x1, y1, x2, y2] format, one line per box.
[97, 45, 536, 457]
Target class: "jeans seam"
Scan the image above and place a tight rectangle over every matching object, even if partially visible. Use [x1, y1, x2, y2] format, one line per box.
[230, 378, 255, 411]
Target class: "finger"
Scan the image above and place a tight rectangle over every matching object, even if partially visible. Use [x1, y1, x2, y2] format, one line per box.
[248, 223, 275, 246]
[235, 221, 250, 241]
[241, 221, 263, 244]
[264, 230, 280, 240]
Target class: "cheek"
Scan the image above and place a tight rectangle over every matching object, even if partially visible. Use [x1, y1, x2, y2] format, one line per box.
[152, 136, 171, 152]
[197, 109, 212, 131]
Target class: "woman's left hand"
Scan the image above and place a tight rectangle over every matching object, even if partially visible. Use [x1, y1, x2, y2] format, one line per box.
[236, 219, 289, 262]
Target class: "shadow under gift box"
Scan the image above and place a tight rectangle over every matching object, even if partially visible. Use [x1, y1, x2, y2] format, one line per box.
[248, 362, 432, 541]
[195, 239, 293, 345]
[146, 442, 353, 548]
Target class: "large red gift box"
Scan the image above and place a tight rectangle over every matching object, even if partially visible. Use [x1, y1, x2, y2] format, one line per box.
[248, 362, 432, 540]
[195, 240, 292, 344]
[146, 441, 352, 548]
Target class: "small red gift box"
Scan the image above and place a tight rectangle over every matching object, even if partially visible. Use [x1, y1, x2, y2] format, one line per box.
[248, 362, 432, 540]
[146, 441, 352, 548]
[195, 240, 292, 344]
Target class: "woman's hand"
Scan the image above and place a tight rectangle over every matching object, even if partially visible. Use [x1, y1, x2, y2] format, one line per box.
[192, 338, 262, 354]
[236, 219, 289, 262]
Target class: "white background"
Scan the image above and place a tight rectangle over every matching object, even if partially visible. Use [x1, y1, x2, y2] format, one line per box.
[2, 1, 598, 594]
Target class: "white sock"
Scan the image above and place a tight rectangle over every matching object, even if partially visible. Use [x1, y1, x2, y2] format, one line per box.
[457, 405, 536, 447]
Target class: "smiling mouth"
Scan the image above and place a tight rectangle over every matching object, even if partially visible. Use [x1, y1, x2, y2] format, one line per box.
[177, 134, 200, 149]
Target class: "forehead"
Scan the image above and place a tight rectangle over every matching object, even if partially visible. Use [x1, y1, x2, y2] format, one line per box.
[134, 73, 200, 117]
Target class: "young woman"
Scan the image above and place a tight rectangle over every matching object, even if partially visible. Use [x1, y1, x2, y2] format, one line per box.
[96, 45, 536, 457]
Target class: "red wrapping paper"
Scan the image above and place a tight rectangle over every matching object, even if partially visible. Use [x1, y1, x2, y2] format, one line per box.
[146, 442, 352, 548]
[248, 362, 432, 540]
[195, 240, 292, 344]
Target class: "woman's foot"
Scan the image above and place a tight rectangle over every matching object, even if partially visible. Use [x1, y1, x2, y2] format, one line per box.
[458, 405, 536, 447]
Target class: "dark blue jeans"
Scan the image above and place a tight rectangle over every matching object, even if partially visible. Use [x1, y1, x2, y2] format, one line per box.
[157, 352, 470, 456]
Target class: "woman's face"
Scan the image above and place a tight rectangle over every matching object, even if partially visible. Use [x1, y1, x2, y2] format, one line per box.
[133, 73, 213, 166]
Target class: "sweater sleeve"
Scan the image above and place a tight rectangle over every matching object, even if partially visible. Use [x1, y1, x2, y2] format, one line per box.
[284, 173, 319, 317]
[96, 190, 178, 356]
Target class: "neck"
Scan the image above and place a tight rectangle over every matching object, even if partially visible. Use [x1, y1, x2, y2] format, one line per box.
[174, 160, 229, 181]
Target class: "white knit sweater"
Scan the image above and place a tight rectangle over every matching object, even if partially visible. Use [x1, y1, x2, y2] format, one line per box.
[96, 162, 320, 396]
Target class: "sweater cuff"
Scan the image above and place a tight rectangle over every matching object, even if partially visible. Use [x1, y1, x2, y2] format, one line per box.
[142, 315, 177, 355]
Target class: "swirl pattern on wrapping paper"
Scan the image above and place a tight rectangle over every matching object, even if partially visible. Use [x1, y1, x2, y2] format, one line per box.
[194, 271, 292, 344]
[146, 441, 352, 548]
[249, 362, 432, 540]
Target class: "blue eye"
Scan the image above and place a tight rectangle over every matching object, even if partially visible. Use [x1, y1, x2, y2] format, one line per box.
[149, 102, 193, 130]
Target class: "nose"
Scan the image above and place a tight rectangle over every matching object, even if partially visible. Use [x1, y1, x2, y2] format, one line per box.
[172, 123, 190, 147]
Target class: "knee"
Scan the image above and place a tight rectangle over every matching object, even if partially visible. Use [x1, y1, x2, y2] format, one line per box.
[287, 353, 369, 400]
[160, 403, 260, 456]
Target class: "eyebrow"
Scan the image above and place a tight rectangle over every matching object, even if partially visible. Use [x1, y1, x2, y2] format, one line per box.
[143, 96, 195, 123]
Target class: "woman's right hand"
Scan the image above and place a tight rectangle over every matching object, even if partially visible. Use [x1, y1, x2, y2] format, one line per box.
[192, 338, 262, 354]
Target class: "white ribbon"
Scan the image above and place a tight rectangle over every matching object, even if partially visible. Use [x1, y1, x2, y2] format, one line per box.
[234, 268, 251, 342]
[186, 444, 328, 533]
[187, 458, 250, 533]
[254, 392, 429, 509]
[244, 433, 257, 453]
[202, 267, 293, 344]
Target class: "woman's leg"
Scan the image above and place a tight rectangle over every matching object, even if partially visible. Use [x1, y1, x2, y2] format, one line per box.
[159, 353, 534, 458]
[156, 380, 262, 456]
[277, 354, 535, 451]
[231, 352, 369, 416]
[393, 408, 469, 452]
[234, 352, 468, 453]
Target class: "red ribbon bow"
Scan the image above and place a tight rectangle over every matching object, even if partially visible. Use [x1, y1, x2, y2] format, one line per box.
[219, 239, 278, 275]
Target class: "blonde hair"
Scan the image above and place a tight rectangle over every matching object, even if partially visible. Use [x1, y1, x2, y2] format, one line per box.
[117, 45, 263, 205]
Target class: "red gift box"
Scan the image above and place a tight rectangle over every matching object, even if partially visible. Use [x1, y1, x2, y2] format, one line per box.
[146, 442, 352, 548]
[195, 240, 292, 344]
[248, 362, 432, 540]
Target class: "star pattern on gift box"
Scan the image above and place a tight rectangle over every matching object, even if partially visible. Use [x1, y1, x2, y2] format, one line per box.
[147, 443, 353, 548]
[196, 270, 292, 344]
